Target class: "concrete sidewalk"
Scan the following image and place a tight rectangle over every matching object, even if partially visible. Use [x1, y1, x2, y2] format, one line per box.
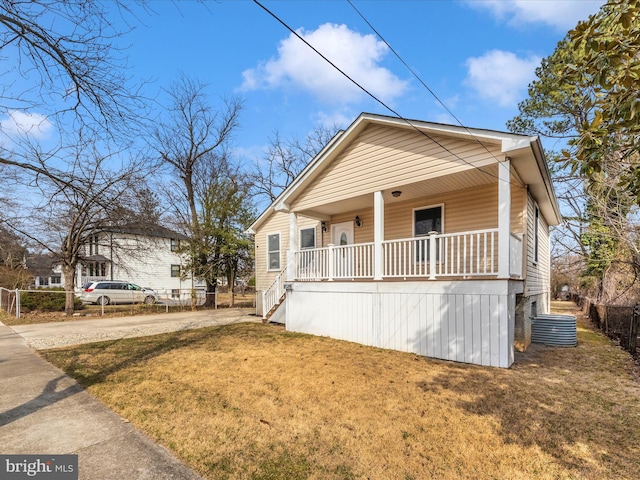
[0, 309, 257, 479]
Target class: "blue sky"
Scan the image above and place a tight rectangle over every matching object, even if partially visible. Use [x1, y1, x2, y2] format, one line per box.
[2, 0, 604, 167]
[120, 0, 603, 159]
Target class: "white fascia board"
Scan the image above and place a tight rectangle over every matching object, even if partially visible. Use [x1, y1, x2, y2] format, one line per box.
[246, 127, 346, 235]
[530, 137, 562, 225]
[501, 137, 534, 153]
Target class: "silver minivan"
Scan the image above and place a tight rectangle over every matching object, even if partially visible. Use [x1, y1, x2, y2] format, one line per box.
[80, 280, 157, 305]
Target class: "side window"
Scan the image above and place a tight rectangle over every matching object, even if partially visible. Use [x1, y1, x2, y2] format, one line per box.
[171, 265, 181, 278]
[300, 227, 316, 250]
[171, 238, 180, 252]
[267, 233, 280, 271]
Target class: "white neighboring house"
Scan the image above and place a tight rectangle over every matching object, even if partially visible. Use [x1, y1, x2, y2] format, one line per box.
[72, 224, 202, 293]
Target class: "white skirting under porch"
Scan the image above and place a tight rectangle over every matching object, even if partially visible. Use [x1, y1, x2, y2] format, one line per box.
[284, 280, 522, 368]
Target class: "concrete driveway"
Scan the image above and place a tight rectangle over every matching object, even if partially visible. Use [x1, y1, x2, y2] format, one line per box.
[9, 307, 258, 350]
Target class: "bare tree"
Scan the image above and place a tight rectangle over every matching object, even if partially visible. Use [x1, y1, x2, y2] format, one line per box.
[249, 125, 342, 205]
[0, 223, 30, 289]
[152, 75, 243, 306]
[0, 0, 147, 142]
[3, 137, 153, 315]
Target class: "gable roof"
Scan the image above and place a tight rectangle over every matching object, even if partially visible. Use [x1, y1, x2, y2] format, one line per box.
[100, 224, 189, 241]
[248, 112, 561, 233]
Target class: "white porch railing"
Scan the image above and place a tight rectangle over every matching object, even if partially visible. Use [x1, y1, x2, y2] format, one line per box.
[384, 229, 498, 278]
[292, 229, 515, 281]
[296, 243, 375, 280]
[262, 268, 286, 319]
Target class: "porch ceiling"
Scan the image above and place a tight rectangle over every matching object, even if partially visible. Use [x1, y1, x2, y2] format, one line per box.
[297, 164, 499, 218]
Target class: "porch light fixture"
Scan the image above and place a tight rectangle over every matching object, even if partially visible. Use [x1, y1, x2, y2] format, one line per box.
[355, 215, 362, 227]
[391, 190, 402, 198]
[321, 221, 328, 232]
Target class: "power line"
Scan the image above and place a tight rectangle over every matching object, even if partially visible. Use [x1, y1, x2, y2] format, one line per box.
[252, 0, 517, 187]
[346, 0, 507, 167]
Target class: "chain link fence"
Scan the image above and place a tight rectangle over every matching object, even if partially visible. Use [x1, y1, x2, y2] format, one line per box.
[0, 286, 256, 319]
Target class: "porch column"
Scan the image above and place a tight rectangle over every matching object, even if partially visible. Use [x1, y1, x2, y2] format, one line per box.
[498, 158, 511, 278]
[286, 212, 298, 282]
[374, 191, 384, 280]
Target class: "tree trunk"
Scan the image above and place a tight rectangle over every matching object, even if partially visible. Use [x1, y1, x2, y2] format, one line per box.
[228, 271, 235, 308]
[204, 280, 217, 308]
[62, 264, 77, 316]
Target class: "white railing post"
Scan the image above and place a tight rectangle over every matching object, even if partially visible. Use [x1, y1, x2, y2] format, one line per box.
[328, 244, 335, 281]
[261, 290, 267, 320]
[15, 288, 20, 319]
[498, 157, 511, 278]
[287, 212, 298, 282]
[374, 190, 384, 280]
[429, 232, 437, 280]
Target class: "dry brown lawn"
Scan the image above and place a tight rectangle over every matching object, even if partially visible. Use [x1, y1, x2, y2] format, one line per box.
[41, 301, 640, 479]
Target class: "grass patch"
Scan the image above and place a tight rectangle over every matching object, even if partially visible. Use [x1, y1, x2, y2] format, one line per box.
[41, 302, 640, 479]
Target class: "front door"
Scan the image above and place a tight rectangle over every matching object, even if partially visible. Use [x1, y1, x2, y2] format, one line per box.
[331, 221, 354, 277]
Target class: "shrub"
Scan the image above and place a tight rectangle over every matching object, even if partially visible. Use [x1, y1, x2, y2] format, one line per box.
[20, 288, 83, 312]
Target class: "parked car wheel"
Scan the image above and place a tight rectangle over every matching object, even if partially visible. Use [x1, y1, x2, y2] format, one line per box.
[143, 295, 156, 305]
[96, 295, 110, 306]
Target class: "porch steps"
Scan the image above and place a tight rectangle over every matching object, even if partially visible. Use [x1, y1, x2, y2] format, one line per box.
[264, 293, 286, 323]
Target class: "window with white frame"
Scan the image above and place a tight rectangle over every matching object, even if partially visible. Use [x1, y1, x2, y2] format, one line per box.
[267, 233, 281, 270]
[88, 234, 99, 255]
[171, 264, 181, 277]
[171, 238, 180, 252]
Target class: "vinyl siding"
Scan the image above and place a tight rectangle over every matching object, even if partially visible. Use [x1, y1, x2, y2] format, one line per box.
[324, 182, 526, 245]
[97, 232, 194, 290]
[255, 212, 320, 291]
[292, 124, 502, 211]
[525, 193, 551, 297]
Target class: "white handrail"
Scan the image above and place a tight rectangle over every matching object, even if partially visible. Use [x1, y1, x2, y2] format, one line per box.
[262, 268, 286, 319]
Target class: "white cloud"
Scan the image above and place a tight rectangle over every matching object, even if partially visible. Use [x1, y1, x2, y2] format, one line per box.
[464, 50, 541, 107]
[469, 0, 605, 30]
[314, 110, 352, 130]
[0, 110, 53, 140]
[241, 23, 409, 105]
